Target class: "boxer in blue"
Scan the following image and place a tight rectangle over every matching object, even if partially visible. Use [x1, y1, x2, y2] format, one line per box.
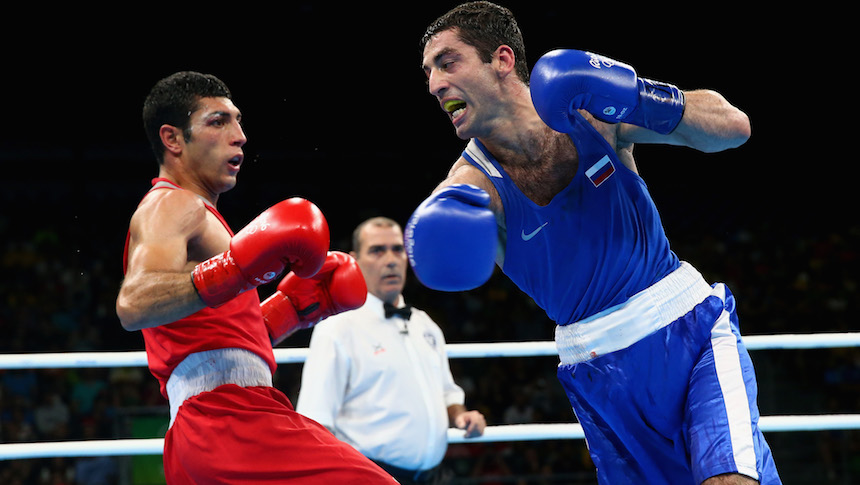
[408, 2, 781, 484]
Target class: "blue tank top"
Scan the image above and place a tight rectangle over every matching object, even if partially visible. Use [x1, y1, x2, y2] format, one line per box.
[463, 111, 679, 325]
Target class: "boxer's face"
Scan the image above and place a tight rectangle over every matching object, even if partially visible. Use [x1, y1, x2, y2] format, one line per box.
[181, 96, 247, 194]
[353, 224, 407, 305]
[422, 29, 505, 140]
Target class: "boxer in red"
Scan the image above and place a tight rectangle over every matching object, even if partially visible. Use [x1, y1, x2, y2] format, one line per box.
[116, 71, 397, 484]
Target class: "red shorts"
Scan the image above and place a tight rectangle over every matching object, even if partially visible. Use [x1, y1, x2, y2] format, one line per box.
[163, 384, 397, 484]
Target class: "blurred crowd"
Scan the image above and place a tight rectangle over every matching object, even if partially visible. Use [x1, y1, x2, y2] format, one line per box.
[0, 183, 857, 484]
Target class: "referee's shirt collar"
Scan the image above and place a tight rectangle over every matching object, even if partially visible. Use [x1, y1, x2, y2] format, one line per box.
[366, 293, 408, 320]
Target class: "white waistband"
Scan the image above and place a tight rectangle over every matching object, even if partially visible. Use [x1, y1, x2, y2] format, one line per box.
[166, 348, 273, 427]
[555, 262, 713, 366]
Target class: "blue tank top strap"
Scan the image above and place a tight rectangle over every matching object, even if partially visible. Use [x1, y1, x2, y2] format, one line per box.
[460, 114, 679, 324]
[463, 140, 505, 180]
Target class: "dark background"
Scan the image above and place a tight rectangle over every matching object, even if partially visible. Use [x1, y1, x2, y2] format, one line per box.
[2, 4, 840, 243]
[2, 3, 847, 336]
[3, 4, 845, 269]
[1, 3, 856, 483]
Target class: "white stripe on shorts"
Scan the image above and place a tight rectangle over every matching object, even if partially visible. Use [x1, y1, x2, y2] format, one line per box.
[710, 283, 759, 481]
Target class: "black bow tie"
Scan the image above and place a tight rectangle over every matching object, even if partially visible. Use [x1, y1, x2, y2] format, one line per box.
[384, 302, 412, 320]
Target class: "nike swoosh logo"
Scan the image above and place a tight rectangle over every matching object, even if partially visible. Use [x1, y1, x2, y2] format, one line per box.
[521, 222, 548, 241]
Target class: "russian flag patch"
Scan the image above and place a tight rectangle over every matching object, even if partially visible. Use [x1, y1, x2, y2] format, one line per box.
[585, 155, 615, 187]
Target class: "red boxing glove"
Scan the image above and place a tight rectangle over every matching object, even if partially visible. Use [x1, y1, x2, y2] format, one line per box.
[261, 251, 367, 345]
[192, 198, 330, 307]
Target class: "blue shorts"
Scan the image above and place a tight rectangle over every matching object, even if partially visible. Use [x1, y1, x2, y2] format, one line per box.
[557, 282, 781, 484]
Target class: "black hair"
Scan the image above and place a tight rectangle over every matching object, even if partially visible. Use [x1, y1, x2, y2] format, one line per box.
[142, 71, 232, 164]
[420, 1, 529, 83]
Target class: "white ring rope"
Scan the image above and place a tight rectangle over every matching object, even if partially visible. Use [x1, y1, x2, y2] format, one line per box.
[0, 332, 857, 369]
[2, 415, 859, 460]
[1, 332, 857, 461]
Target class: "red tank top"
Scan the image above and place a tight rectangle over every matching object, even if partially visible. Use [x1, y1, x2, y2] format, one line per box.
[123, 178, 277, 398]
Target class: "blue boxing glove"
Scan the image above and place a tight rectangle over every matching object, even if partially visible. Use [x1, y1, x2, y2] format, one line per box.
[530, 49, 685, 135]
[405, 184, 497, 292]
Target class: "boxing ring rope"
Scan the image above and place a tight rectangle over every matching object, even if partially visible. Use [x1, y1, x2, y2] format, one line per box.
[2, 332, 858, 369]
[1, 332, 858, 460]
[3, 415, 860, 461]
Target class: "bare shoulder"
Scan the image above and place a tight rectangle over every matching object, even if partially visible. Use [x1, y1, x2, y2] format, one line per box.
[130, 188, 209, 241]
[124, 187, 230, 277]
[439, 157, 502, 210]
[443, 157, 487, 186]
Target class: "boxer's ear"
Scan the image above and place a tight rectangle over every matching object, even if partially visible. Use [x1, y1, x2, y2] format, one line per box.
[159, 124, 184, 156]
[493, 45, 516, 79]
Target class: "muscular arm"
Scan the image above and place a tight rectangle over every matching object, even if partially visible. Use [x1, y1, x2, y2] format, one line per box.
[618, 89, 751, 153]
[116, 190, 219, 331]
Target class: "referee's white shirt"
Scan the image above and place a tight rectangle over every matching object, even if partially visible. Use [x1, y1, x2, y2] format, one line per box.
[296, 293, 465, 471]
